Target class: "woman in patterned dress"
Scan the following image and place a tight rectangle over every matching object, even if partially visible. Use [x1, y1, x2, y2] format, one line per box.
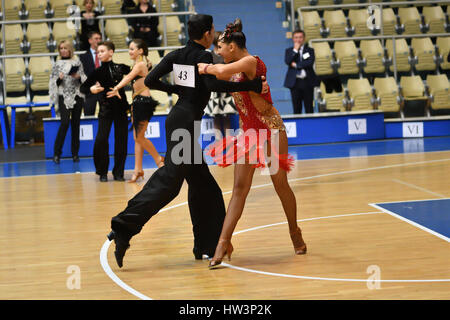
[198, 19, 307, 269]
[49, 40, 87, 164]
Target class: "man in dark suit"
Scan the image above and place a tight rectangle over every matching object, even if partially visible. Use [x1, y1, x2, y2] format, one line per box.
[79, 31, 102, 116]
[284, 29, 318, 114]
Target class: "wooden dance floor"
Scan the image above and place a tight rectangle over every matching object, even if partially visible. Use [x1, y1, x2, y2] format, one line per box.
[1, 149, 449, 299]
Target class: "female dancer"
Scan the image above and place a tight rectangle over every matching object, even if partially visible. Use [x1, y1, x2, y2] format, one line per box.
[107, 39, 164, 182]
[198, 19, 307, 269]
[49, 40, 86, 164]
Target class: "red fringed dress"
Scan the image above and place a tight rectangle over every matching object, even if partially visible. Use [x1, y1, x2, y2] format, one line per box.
[206, 56, 294, 172]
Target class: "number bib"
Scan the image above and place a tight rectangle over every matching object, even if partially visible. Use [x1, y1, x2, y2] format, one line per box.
[173, 63, 195, 88]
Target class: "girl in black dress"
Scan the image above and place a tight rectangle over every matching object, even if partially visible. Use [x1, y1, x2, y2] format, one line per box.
[107, 39, 164, 182]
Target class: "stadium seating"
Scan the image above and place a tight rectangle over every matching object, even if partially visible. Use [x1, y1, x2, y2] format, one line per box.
[373, 77, 401, 113]
[426, 74, 450, 112]
[26, 23, 51, 54]
[411, 37, 436, 72]
[323, 10, 347, 38]
[318, 81, 345, 112]
[102, 0, 122, 15]
[400, 75, 428, 117]
[348, 9, 371, 37]
[23, 0, 48, 20]
[0, 24, 24, 55]
[334, 40, 359, 75]
[1, 0, 22, 20]
[48, 0, 73, 18]
[311, 42, 334, 76]
[158, 16, 182, 46]
[381, 8, 397, 35]
[386, 39, 411, 72]
[346, 78, 374, 111]
[360, 39, 385, 74]
[437, 37, 450, 70]
[105, 19, 130, 49]
[4, 58, 26, 94]
[422, 5, 446, 34]
[299, 11, 321, 41]
[398, 7, 421, 35]
[28, 56, 52, 92]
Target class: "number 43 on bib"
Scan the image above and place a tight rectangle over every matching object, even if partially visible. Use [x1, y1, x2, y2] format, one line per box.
[173, 64, 195, 88]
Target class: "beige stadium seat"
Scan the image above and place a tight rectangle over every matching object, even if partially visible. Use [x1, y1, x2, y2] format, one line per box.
[318, 81, 345, 112]
[0, 24, 24, 55]
[5, 58, 26, 94]
[398, 7, 421, 34]
[299, 11, 321, 41]
[422, 6, 445, 34]
[373, 77, 401, 113]
[1, 0, 22, 20]
[386, 39, 411, 72]
[148, 50, 161, 67]
[360, 39, 385, 74]
[52, 22, 77, 45]
[29, 57, 52, 92]
[342, 0, 359, 3]
[347, 78, 374, 111]
[105, 19, 130, 49]
[334, 40, 359, 75]
[154, 0, 176, 12]
[49, 0, 73, 18]
[381, 8, 396, 35]
[159, 16, 182, 46]
[27, 23, 51, 54]
[294, 0, 310, 10]
[437, 37, 450, 70]
[151, 90, 170, 112]
[400, 76, 426, 100]
[102, 0, 122, 15]
[113, 51, 133, 67]
[400, 75, 428, 116]
[311, 42, 334, 76]
[426, 74, 450, 110]
[24, 0, 48, 20]
[411, 37, 436, 72]
[348, 9, 371, 37]
[323, 10, 347, 38]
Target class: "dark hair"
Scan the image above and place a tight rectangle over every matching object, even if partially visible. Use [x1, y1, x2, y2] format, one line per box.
[219, 18, 246, 49]
[293, 29, 305, 37]
[98, 40, 115, 52]
[187, 14, 213, 40]
[213, 31, 222, 47]
[87, 30, 102, 39]
[131, 38, 149, 57]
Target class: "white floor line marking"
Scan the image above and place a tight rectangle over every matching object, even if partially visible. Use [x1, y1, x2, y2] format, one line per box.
[392, 179, 447, 198]
[100, 239, 152, 300]
[369, 203, 450, 243]
[100, 157, 450, 299]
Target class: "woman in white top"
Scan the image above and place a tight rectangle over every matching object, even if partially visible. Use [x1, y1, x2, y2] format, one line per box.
[49, 40, 87, 164]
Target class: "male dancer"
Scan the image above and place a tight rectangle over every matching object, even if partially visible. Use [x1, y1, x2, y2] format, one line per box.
[80, 41, 130, 182]
[107, 14, 267, 268]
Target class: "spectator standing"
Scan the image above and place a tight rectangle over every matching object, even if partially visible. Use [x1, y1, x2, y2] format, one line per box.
[79, 31, 103, 116]
[80, 0, 101, 51]
[49, 40, 87, 164]
[283, 29, 318, 114]
[130, 0, 160, 48]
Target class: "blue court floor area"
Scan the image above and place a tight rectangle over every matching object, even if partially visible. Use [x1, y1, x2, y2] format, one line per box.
[1, 136, 450, 178]
[372, 199, 450, 242]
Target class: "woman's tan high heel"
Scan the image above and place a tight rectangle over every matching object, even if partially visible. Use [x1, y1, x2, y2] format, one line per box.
[128, 171, 144, 183]
[208, 239, 234, 269]
[290, 227, 307, 255]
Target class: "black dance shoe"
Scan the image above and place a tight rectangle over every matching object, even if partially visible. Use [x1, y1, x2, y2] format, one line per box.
[113, 175, 125, 182]
[53, 155, 60, 164]
[193, 248, 213, 260]
[73, 155, 80, 162]
[99, 174, 108, 182]
[107, 230, 130, 268]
